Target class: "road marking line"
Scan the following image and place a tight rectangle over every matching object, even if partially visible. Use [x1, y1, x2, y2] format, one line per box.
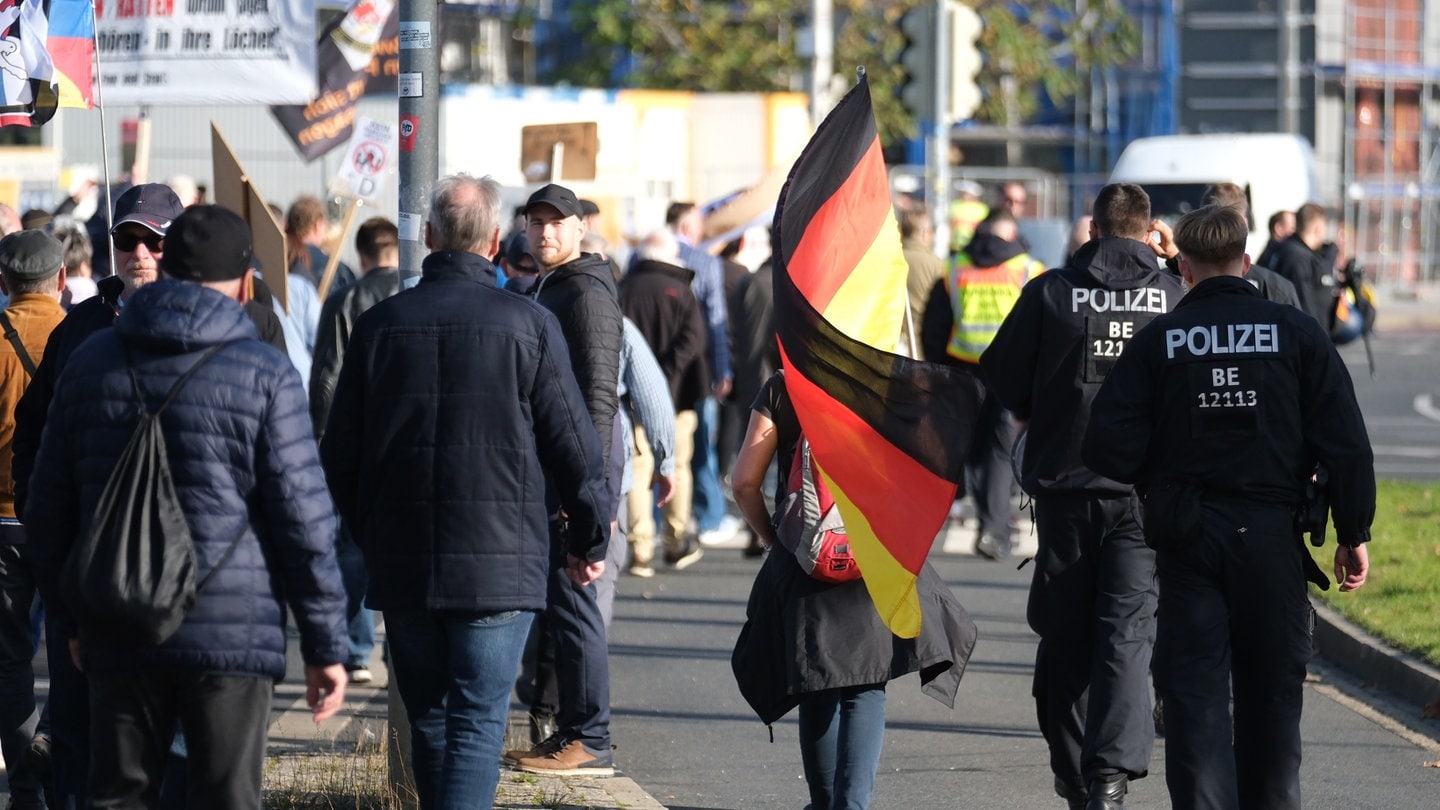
[1371, 445, 1440, 459]
[1416, 394, 1440, 423]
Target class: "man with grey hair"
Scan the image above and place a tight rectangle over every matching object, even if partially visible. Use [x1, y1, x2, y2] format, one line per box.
[321, 174, 609, 808]
[618, 228, 708, 575]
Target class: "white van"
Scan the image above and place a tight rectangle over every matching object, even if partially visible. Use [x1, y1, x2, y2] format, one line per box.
[1108, 133, 1320, 261]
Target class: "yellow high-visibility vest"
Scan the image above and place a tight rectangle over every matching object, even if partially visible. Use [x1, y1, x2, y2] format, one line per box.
[946, 252, 1045, 363]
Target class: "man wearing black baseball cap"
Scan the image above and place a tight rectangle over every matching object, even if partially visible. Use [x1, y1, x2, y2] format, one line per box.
[500, 231, 539, 294]
[25, 205, 349, 807]
[507, 182, 624, 776]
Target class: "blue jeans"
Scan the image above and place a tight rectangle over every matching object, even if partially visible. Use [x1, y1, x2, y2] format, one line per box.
[335, 525, 375, 669]
[690, 397, 726, 532]
[798, 684, 888, 810]
[385, 607, 535, 810]
[545, 554, 612, 749]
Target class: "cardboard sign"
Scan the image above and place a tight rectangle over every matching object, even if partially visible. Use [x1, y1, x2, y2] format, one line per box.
[211, 124, 288, 313]
[520, 122, 599, 182]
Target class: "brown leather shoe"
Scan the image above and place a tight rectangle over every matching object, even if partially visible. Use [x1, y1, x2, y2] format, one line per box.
[513, 739, 615, 777]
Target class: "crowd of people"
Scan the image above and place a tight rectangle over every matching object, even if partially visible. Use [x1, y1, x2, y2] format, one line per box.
[0, 171, 782, 809]
[0, 167, 1376, 810]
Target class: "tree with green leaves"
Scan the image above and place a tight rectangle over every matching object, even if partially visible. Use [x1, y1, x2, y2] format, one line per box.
[547, 1, 1140, 144]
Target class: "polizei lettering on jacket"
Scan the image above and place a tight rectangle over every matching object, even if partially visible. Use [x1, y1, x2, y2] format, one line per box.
[1165, 323, 1279, 359]
[1071, 288, 1168, 314]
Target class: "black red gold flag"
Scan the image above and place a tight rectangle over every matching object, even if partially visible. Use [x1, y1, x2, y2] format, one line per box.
[772, 74, 977, 638]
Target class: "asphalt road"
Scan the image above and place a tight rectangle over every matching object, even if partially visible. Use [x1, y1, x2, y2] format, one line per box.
[606, 546, 1440, 810]
[1337, 329, 1440, 482]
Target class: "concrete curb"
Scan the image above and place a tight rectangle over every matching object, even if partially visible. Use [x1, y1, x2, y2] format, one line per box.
[494, 770, 667, 810]
[1312, 598, 1440, 711]
[265, 682, 670, 809]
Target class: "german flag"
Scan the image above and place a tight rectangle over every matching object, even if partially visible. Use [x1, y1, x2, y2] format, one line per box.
[773, 75, 977, 638]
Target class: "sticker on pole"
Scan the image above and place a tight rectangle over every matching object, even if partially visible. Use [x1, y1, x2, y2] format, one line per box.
[330, 117, 398, 203]
[400, 115, 419, 153]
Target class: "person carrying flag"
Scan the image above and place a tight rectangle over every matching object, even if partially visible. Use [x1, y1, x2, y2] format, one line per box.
[730, 370, 974, 810]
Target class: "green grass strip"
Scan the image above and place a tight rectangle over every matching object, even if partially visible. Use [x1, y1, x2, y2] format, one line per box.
[1308, 480, 1440, 667]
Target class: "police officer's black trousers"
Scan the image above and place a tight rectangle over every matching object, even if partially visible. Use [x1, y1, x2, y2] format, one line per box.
[1027, 494, 1157, 791]
[959, 366, 1016, 543]
[1153, 501, 1312, 810]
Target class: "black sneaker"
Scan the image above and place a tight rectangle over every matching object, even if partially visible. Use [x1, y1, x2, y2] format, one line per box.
[504, 730, 565, 765]
[26, 733, 51, 782]
[664, 539, 704, 570]
[529, 712, 557, 746]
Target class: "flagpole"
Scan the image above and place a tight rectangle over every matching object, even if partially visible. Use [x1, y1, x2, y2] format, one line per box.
[88, 0, 116, 276]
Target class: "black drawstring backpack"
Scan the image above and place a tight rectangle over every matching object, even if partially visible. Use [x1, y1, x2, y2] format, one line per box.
[61, 343, 244, 646]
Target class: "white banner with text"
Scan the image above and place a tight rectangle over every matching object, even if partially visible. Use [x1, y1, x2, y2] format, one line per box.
[95, 0, 316, 105]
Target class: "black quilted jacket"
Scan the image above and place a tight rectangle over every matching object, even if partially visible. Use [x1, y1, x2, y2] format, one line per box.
[532, 252, 623, 478]
[320, 251, 610, 613]
[25, 280, 347, 678]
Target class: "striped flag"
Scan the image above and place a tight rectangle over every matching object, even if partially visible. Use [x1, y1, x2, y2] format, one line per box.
[773, 74, 977, 639]
[0, 0, 90, 127]
[46, 0, 93, 109]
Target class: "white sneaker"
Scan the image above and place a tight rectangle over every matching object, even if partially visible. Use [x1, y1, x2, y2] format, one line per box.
[698, 514, 746, 546]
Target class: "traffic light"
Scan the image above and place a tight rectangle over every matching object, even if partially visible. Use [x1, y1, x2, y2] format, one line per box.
[949, 2, 983, 120]
[899, 5, 937, 122]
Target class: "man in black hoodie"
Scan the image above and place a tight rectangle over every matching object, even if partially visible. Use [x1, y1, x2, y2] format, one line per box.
[619, 228, 708, 573]
[507, 183, 624, 777]
[921, 209, 1045, 561]
[980, 184, 1185, 810]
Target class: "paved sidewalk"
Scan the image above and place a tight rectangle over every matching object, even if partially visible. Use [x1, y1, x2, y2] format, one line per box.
[266, 638, 667, 810]
[1373, 281, 1440, 332]
[261, 510, 1440, 809]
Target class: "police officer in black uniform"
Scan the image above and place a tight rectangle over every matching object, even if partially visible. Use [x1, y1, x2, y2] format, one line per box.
[1266, 202, 1340, 327]
[1082, 204, 1373, 810]
[981, 183, 1184, 810]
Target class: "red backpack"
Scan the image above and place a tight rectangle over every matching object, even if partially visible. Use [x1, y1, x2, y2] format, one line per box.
[775, 436, 862, 584]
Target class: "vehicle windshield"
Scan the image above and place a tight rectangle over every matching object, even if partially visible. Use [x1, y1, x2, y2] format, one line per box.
[1137, 183, 1253, 229]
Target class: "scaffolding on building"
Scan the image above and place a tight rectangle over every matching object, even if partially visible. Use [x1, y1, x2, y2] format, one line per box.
[1326, 0, 1439, 287]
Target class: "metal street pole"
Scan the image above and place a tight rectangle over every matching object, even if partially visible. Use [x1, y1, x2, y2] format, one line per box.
[389, 3, 440, 802]
[397, 0, 441, 283]
[809, 0, 835, 126]
[932, 0, 952, 252]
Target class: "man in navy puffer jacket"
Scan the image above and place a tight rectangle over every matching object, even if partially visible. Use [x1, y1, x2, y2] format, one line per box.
[25, 205, 349, 809]
[322, 174, 609, 809]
